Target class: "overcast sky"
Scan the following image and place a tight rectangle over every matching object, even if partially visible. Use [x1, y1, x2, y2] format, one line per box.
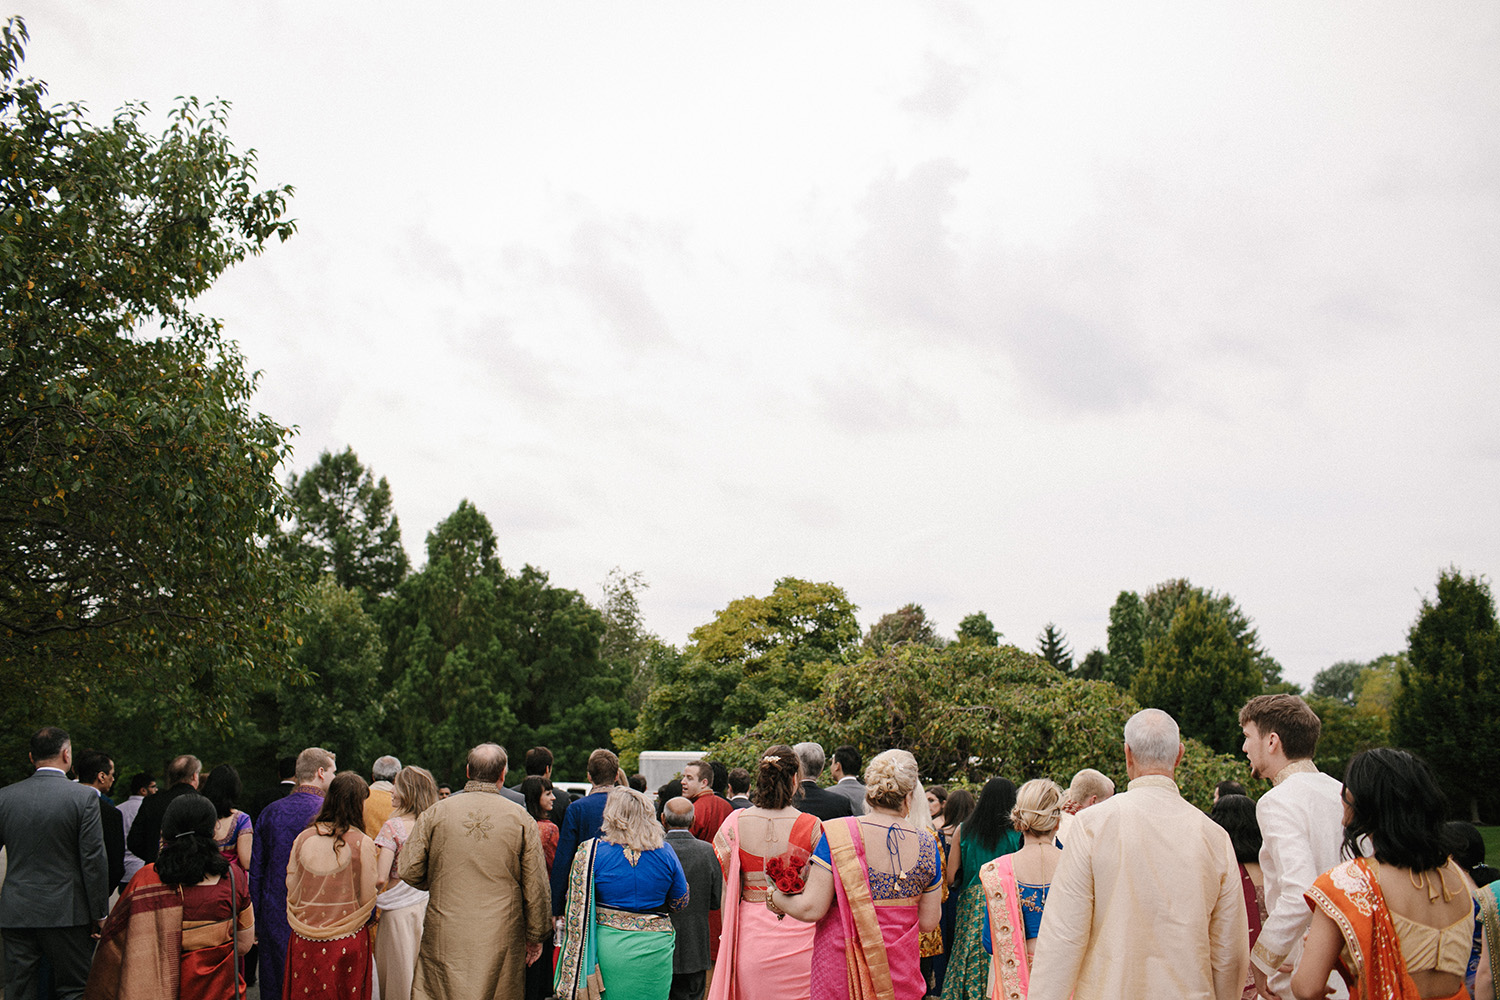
[16, 2, 1499, 686]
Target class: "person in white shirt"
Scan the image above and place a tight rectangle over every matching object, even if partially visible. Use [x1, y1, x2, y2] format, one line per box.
[1029, 709, 1248, 1000]
[1238, 694, 1347, 1000]
[116, 772, 156, 890]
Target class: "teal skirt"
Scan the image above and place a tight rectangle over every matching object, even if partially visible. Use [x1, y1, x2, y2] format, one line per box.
[597, 923, 675, 999]
[941, 882, 989, 1000]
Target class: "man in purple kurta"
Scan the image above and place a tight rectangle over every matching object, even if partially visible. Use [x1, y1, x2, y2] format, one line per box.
[250, 747, 335, 1000]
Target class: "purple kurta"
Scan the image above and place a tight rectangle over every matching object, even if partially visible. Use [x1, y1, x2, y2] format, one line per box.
[250, 785, 325, 1000]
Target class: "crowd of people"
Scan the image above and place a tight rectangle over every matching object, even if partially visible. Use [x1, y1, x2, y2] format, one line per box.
[2, 692, 1500, 1000]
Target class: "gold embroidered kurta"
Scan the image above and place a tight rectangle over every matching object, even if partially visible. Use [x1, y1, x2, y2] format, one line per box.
[1028, 774, 1248, 1000]
[399, 781, 551, 1000]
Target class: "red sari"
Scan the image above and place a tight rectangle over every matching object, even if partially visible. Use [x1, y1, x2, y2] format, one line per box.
[284, 826, 378, 1000]
[85, 865, 253, 1000]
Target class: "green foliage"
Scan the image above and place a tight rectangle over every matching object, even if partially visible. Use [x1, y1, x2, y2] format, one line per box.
[1393, 569, 1500, 821]
[629, 578, 859, 750]
[1355, 654, 1403, 721]
[1075, 648, 1108, 681]
[382, 501, 625, 783]
[1036, 623, 1073, 673]
[276, 578, 388, 771]
[1304, 694, 1387, 785]
[276, 447, 408, 602]
[598, 568, 662, 712]
[863, 603, 942, 653]
[0, 18, 300, 777]
[1132, 594, 1261, 754]
[1104, 591, 1146, 687]
[1312, 659, 1366, 705]
[955, 611, 1001, 646]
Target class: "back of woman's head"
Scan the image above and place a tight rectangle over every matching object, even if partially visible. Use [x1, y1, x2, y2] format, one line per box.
[1011, 778, 1064, 837]
[600, 787, 664, 851]
[1210, 794, 1263, 865]
[864, 749, 919, 812]
[520, 775, 553, 823]
[963, 778, 1018, 852]
[392, 766, 437, 819]
[751, 745, 800, 810]
[943, 788, 976, 828]
[156, 794, 229, 886]
[1342, 748, 1448, 871]
[201, 764, 242, 820]
[312, 772, 369, 847]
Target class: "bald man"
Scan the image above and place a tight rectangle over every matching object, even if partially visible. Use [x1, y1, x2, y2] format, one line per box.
[662, 797, 720, 1000]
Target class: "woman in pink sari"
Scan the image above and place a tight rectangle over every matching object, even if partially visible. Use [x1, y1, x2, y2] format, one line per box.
[709, 745, 825, 1000]
[773, 749, 942, 1000]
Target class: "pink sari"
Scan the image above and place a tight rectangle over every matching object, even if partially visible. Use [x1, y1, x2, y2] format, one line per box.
[710, 810, 817, 1000]
[977, 856, 1028, 1000]
[811, 816, 925, 1000]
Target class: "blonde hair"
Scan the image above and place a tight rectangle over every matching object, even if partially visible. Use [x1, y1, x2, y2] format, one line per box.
[391, 766, 438, 818]
[599, 787, 664, 851]
[863, 749, 919, 812]
[1010, 778, 1064, 836]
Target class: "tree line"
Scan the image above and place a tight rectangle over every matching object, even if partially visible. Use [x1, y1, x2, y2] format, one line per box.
[3, 17, 1496, 817]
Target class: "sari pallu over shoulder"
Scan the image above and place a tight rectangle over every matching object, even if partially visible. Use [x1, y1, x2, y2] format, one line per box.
[977, 856, 1028, 1000]
[554, 838, 604, 1000]
[813, 816, 894, 1000]
[1305, 858, 1435, 1000]
[1481, 883, 1500, 995]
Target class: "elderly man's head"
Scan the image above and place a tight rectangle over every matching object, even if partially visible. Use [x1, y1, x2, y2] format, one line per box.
[662, 796, 695, 830]
[467, 743, 508, 785]
[1123, 708, 1184, 777]
[793, 742, 826, 781]
[372, 755, 401, 783]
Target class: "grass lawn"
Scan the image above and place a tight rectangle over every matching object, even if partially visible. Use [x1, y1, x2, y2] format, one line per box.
[1480, 826, 1500, 866]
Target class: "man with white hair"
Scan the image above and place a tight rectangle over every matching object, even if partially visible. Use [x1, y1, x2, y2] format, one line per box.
[790, 742, 853, 821]
[1029, 709, 1248, 1000]
[364, 753, 401, 837]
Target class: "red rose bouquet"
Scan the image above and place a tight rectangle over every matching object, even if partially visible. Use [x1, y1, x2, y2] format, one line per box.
[764, 846, 810, 895]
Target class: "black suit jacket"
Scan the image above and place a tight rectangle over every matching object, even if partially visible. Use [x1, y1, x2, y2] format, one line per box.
[794, 780, 855, 821]
[126, 782, 200, 864]
[97, 792, 126, 888]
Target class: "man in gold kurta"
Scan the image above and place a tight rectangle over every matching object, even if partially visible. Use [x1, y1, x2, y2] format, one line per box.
[400, 743, 551, 1000]
[1029, 709, 1249, 1000]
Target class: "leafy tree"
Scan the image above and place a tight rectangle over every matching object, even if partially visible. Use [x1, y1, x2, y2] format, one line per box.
[1393, 569, 1500, 822]
[381, 501, 624, 782]
[1104, 591, 1146, 687]
[955, 612, 1001, 646]
[1132, 594, 1261, 754]
[1075, 648, 1108, 681]
[1304, 694, 1388, 786]
[628, 577, 859, 750]
[1355, 654, 1404, 722]
[705, 641, 1249, 810]
[863, 603, 941, 653]
[1312, 660, 1366, 705]
[0, 19, 298, 775]
[598, 568, 664, 712]
[276, 447, 408, 601]
[1036, 623, 1073, 673]
[275, 578, 388, 771]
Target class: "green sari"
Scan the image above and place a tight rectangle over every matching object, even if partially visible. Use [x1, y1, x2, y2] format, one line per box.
[941, 827, 1021, 1000]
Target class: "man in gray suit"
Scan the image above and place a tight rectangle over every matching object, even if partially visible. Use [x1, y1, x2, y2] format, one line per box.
[0, 726, 110, 1000]
[662, 797, 721, 1000]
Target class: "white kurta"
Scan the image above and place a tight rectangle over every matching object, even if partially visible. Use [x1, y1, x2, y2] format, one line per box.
[1252, 760, 1348, 1000]
[1029, 774, 1248, 1000]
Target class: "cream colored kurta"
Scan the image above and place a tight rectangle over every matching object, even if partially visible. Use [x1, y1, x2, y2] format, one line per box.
[399, 781, 551, 1000]
[1028, 774, 1248, 1000]
[1252, 760, 1348, 1000]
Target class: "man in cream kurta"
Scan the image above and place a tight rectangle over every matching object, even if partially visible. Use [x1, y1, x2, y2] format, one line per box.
[400, 744, 550, 1000]
[1239, 694, 1347, 1000]
[1029, 709, 1248, 1000]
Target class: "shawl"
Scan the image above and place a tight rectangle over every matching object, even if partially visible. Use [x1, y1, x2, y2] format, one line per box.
[85, 867, 184, 1000]
[823, 815, 893, 1000]
[978, 855, 1028, 1000]
[1480, 882, 1500, 994]
[708, 812, 746, 1000]
[285, 827, 377, 941]
[1305, 858, 1419, 1000]
[554, 838, 605, 1000]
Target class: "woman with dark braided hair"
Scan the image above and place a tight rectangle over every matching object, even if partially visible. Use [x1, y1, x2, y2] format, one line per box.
[284, 772, 378, 1000]
[85, 794, 255, 1000]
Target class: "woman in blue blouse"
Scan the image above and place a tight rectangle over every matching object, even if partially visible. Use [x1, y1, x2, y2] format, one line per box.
[555, 787, 689, 1000]
[978, 778, 1064, 999]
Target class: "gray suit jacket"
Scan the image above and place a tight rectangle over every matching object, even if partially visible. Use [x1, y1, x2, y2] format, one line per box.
[828, 777, 867, 816]
[664, 829, 721, 974]
[0, 769, 110, 927]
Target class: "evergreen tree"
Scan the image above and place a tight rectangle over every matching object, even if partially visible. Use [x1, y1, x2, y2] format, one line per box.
[277, 447, 408, 602]
[1104, 591, 1146, 687]
[1036, 623, 1074, 673]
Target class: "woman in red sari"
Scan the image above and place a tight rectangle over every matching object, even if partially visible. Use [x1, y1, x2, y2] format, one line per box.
[284, 772, 378, 1000]
[85, 794, 255, 1000]
[1293, 749, 1480, 1000]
